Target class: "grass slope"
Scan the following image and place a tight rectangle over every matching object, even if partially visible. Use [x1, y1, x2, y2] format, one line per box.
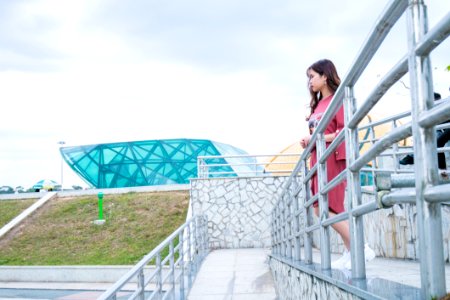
[0, 199, 36, 228]
[0, 191, 189, 265]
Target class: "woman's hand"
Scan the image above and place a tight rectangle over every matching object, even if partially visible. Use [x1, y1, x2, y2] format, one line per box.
[300, 135, 311, 149]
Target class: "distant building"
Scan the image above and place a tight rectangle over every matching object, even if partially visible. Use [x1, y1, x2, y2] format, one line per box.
[60, 139, 255, 188]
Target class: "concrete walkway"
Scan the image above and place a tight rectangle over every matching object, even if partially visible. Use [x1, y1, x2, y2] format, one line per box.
[188, 248, 277, 300]
[0, 248, 448, 299]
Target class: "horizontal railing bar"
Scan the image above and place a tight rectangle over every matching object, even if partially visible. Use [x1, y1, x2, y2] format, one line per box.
[348, 57, 409, 129]
[294, 185, 302, 197]
[322, 211, 349, 227]
[303, 164, 317, 184]
[198, 153, 300, 160]
[304, 194, 319, 208]
[361, 167, 414, 173]
[380, 188, 416, 206]
[319, 130, 346, 164]
[418, 98, 450, 128]
[424, 183, 450, 203]
[161, 255, 171, 266]
[361, 186, 377, 194]
[377, 170, 450, 190]
[148, 289, 158, 300]
[352, 200, 380, 218]
[350, 123, 412, 172]
[143, 268, 158, 286]
[203, 161, 296, 168]
[305, 223, 320, 233]
[161, 272, 172, 286]
[344, 0, 408, 86]
[357, 109, 411, 130]
[321, 170, 347, 196]
[129, 289, 141, 300]
[377, 149, 413, 156]
[415, 11, 450, 57]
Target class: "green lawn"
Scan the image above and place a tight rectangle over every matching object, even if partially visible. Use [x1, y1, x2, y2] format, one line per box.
[0, 198, 36, 228]
[0, 191, 189, 265]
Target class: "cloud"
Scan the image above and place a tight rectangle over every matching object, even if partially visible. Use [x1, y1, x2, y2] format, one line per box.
[0, 0, 448, 188]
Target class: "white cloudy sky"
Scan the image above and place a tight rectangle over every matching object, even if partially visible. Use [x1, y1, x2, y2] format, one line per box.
[0, 0, 449, 189]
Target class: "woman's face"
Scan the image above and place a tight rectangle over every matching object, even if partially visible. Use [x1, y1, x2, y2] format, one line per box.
[308, 69, 327, 93]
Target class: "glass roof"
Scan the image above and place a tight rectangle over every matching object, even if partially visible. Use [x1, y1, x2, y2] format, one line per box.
[60, 139, 252, 188]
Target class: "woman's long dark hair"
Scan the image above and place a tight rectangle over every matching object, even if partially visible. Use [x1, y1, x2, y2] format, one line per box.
[306, 59, 341, 119]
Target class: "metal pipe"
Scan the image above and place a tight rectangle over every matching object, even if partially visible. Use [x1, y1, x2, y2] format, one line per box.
[320, 170, 347, 196]
[344, 86, 367, 279]
[319, 130, 345, 164]
[406, 0, 446, 297]
[415, 11, 450, 56]
[351, 201, 380, 218]
[305, 223, 320, 233]
[322, 211, 349, 227]
[303, 163, 318, 184]
[302, 160, 314, 264]
[350, 123, 412, 172]
[418, 98, 450, 128]
[380, 188, 417, 206]
[424, 183, 450, 203]
[348, 58, 409, 129]
[317, 131, 331, 270]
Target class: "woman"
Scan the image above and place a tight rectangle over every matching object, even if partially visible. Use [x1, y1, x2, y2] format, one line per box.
[300, 59, 374, 269]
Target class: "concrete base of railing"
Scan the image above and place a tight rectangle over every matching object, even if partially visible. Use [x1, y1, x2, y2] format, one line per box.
[269, 255, 422, 300]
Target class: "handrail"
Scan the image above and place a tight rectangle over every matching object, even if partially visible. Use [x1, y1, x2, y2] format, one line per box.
[197, 153, 301, 178]
[97, 215, 208, 300]
[270, 0, 450, 299]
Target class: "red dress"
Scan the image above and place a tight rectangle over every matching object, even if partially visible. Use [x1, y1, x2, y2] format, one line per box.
[308, 94, 346, 214]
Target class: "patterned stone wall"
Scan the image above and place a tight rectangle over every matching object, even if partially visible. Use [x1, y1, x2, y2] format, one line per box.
[190, 177, 288, 249]
[190, 175, 449, 261]
[269, 257, 362, 300]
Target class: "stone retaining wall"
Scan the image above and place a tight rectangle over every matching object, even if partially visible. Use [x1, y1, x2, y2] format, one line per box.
[269, 257, 361, 300]
[190, 176, 449, 261]
[190, 177, 288, 249]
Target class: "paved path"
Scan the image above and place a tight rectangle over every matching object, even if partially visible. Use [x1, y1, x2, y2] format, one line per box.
[0, 248, 449, 299]
[188, 248, 277, 300]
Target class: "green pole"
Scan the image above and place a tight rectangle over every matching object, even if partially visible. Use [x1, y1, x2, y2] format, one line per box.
[98, 192, 104, 220]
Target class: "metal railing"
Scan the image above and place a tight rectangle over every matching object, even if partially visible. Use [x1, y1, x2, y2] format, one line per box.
[197, 153, 301, 178]
[271, 0, 450, 299]
[97, 215, 208, 300]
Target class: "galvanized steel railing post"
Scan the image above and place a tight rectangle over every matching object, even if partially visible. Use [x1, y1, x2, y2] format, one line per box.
[406, 0, 446, 298]
[200, 215, 209, 259]
[344, 86, 367, 279]
[317, 132, 331, 269]
[390, 119, 401, 172]
[302, 159, 313, 264]
[280, 195, 287, 257]
[285, 192, 293, 259]
[292, 179, 301, 261]
[169, 240, 175, 300]
[137, 269, 145, 300]
[178, 231, 185, 300]
[192, 218, 199, 276]
[276, 202, 282, 255]
[156, 253, 162, 299]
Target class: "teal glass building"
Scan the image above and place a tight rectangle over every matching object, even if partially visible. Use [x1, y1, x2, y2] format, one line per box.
[60, 139, 255, 188]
